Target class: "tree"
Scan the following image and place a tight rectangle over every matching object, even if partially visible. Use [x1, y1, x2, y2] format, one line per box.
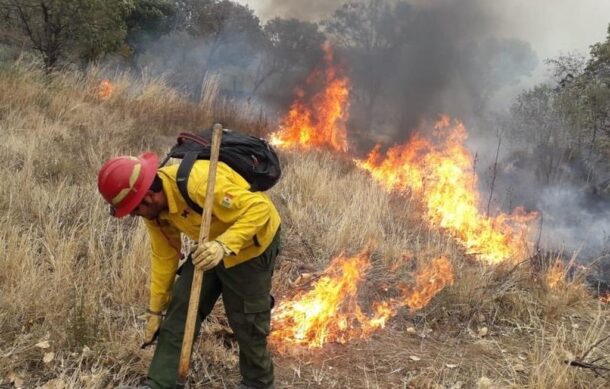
[133, 1, 266, 98]
[0, 0, 133, 69]
[190, 0, 264, 73]
[588, 24, 610, 74]
[324, 0, 414, 133]
[507, 85, 573, 184]
[172, 0, 214, 31]
[551, 26, 610, 160]
[252, 17, 325, 94]
[465, 37, 538, 112]
[504, 27, 610, 187]
[584, 24, 610, 142]
[125, 0, 177, 56]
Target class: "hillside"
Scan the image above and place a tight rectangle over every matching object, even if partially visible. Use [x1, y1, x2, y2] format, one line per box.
[1, 62, 610, 389]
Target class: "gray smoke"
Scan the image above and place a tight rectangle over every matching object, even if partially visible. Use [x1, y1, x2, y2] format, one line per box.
[249, 0, 341, 21]
[315, 0, 538, 146]
[537, 185, 610, 259]
[468, 131, 610, 262]
[132, 0, 610, 260]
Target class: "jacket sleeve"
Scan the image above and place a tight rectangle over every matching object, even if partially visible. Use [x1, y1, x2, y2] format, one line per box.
[144, 219, 182, 313]
[192, 177, 271, 256]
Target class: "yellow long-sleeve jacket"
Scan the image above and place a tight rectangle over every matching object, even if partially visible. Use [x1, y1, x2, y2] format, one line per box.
[143, 161, 281, 313]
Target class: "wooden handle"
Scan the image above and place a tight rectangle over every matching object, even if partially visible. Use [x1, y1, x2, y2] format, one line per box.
[176, 123, 223, 386]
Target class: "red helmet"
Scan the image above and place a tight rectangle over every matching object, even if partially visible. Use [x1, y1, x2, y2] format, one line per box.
[97, 152, 159, 218]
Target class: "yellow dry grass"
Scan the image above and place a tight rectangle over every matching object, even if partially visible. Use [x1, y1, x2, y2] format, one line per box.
[0, 61, 609, 388]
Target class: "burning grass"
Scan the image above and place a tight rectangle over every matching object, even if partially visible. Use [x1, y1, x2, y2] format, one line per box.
[1, 60, 609, 388]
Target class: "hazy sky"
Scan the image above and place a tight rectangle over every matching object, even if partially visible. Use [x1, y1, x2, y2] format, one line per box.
[494, 0, 610, 65]
[237, 0, 610, 86]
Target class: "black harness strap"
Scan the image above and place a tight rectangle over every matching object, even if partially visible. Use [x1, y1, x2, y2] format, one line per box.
[176, 152, 203, 214]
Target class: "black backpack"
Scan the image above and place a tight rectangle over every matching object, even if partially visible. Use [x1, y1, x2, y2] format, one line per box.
[159, 128, 282, 214]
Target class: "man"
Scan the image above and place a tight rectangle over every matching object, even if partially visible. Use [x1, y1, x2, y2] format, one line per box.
[97, 152, 281, 389]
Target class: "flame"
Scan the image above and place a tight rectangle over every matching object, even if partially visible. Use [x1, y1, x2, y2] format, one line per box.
[270, 42, 349, 152]
[356, 117, 538, 264]
[600, 294, 610, 303]
[98, 79, 114, 101]
[404, 257, 455, 309]
[546, 261, 565, 289]
[266, 43, 539, 351]
[270, 252, 453, 351]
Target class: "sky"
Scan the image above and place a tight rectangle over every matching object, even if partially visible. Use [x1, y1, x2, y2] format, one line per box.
[236, 0, 610, 90]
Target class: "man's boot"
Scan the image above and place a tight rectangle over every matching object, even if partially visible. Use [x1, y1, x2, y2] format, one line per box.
[237, 383, 275, 389]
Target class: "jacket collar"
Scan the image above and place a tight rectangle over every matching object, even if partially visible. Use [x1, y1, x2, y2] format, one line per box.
[159, 171, 179, 215]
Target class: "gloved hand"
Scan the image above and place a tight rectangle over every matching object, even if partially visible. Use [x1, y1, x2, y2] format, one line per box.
[141, 310, 163, 349]
[192, 240, 229, 271]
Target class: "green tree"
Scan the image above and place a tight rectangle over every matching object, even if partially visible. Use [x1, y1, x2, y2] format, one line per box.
[505, 26, 610, 187]
[133, 1, 265, 98]
[325, 0, 411, 132]
[552, 26, 610, 158]
[588, 24, 610, 72]
[507, 85, 573, 184]
[190, 0, 264, 73]
[0, 0, 133, 69]
[172, 0, 214, 31]
[252, 17, 325, 94]
[125, 0, 177, 56]
[583, 24, 610, 145]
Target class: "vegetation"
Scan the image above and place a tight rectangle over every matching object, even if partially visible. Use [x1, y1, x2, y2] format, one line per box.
[1, 0, 610, 387]
[0, 56, 610, 388]
[0, 0, 133, 68]
[504, 26, 610, 192]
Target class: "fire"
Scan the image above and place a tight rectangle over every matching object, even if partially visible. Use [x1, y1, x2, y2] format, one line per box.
[266, 42, 539, 352]
[98, 79, 114, 101]
[269, 42, 349, 152]
[404, 257, 454, 309]
[546, 261, 565, 289]
[270, 252, 453, 350]
[357, 117, 538, 264]
[600, 294, 610, 303]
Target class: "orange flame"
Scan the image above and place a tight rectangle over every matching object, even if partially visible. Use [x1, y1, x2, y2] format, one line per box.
[356, 117, 538, 264]
[98, 79, 114, 101]
[270, 42, 349, 152]
[267, 42, 538, 351]
[404, 257, 455, 309]
[600, 294, 610, 303]
[270, 252, 453, 351]
[546, 262, 565, 289]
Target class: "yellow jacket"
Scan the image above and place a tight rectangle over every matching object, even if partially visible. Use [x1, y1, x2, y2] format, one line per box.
[143, 161, 281, 313]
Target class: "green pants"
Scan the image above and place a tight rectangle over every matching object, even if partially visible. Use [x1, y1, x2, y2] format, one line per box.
[148, 231, 280, 389]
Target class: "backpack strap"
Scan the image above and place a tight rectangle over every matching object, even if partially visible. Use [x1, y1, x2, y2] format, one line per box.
[176, 152, 203, 214]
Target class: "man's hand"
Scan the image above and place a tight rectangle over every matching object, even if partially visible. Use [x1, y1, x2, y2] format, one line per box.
[141, 310, 163, 349]
[192, 240, 229, 271]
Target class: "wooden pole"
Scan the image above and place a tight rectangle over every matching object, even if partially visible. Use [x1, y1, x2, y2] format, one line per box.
[176, 124, 223, 388]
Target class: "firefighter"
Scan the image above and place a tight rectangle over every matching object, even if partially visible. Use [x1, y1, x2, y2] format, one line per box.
[97, 152, 281, 389]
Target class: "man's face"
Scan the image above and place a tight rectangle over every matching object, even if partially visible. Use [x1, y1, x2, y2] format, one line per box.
[130, 192, 164, 220]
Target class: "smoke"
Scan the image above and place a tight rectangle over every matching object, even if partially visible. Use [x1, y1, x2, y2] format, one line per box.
[298, 0, 539, 144]
[469, 138, 610, 261]
[136, 0, 539, 138]
[245, 0, 341, 21]
[132, 0, 609, 260]
[249, 0, 609, 64]
[537, 186, 610, 259]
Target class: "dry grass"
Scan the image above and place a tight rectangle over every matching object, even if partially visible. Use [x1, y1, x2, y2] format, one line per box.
[1, 60, 609, 388]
